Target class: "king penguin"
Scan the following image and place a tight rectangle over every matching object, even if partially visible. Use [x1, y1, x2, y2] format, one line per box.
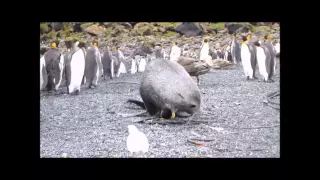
[199, 39, 209, 61]
[264, 34, 276, 79]
[64, 41, 86, 95]
[155, 44, 166, 59]
[43, 42, 64, 92]
[84, 41, 103, 89]
[114, 46, 127, 77]
[131, 57, 138, 74]
[40, 55, 47, 91]
[101, 46, 114, 79]
[231, 33, 241, 64]
[240, 34, 258, 80]
[169, 42, 181, 61]
[256, 39, 273, 82]
[138, 54, 147, 72]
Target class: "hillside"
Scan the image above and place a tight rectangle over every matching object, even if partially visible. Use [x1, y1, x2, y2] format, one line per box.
[40, 22, 280, 53]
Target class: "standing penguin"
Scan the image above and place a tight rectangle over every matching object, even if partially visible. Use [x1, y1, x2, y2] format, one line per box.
[84, 41, 103, 89]
[40, 55, 47, 91]
[256, 39, 273, 82]
[216, 48, 224, 59]
[210, 48, 218, 59]
[43, 42, 64, 92]
[114, 47, 128, 77]
[131, 58, 138, 74]
[274, 41, 280, 57]
[231, 33, 241, 64]
[264, 34, 276, 79]
[64, 41, 86, 95]
[101, 46, 114, 79]
[155, 44, 166, 59]
[199, 39, 209, 61]
[138, 55, 147, 72]
[169, 42, 181, 61]
[240, 34, 258, 80]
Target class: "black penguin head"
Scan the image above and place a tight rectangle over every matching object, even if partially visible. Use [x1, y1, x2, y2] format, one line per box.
[203, 39, 208, 43]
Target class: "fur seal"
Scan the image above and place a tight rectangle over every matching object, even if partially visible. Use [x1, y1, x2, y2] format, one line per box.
[177, 56, 211, 85]
[43, 42, 64, 92]
[129, 58, 201, 119]
[64, 41, 86, 94]
[84, 41, 103, 88]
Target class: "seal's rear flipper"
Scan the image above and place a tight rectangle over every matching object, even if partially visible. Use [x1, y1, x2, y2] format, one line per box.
[127, 99, 146, 109]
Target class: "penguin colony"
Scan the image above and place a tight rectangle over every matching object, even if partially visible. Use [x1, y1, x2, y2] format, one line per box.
[40, 32, 280, 95]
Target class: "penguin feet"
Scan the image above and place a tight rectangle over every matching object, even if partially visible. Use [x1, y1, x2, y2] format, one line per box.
[246, 76, 254, 81]
[264, 79, 275, 83]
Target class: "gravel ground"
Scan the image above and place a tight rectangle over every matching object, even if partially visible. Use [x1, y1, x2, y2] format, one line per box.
[40, 60, 280, 158]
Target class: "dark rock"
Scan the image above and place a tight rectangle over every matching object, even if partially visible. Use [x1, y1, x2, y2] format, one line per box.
[119, 22, 133, 29]
[132, 44, 153, 57]
[143, 28, 152, 36]
[175, 22, 203, 37]
[85, 25, 105, 36]
[40, 36, 49, 42]
[225, 23, 243, 34]
[235, 26, 250, 34]
[73, 22, 83, 33]
[48, 22, 64, 31]
[165, 26, 176, 32]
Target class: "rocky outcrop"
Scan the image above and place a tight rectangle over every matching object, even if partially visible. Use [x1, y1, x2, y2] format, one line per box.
[73, 22, 83, 33]
[85, 24, 105, 36]
[48, 22, 64, 31]
[175, 22, 203, 37]
[225, 23, 252, 34]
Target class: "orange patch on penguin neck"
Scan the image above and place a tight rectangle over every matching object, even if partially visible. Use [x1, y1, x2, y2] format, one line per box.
[51, 43, 57, 48]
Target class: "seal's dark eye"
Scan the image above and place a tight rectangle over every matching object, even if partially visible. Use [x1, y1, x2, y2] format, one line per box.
[190, 105, 196, 108]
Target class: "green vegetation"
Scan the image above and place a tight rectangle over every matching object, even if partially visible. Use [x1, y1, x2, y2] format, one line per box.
[158, 22, 180, 27]
[80, 22, 95, 29]
[47, 31, 58, 39]
[40, 23, 49, 33]
[211, 22, 225, 30]
[163, 31, 177, 37]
